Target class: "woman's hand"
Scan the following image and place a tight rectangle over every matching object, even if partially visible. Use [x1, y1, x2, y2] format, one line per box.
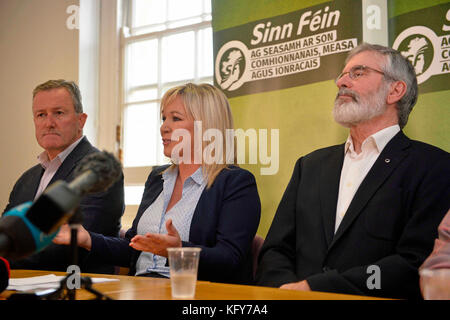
[129, 219, 181, 257]
[52, 223, 92, 250]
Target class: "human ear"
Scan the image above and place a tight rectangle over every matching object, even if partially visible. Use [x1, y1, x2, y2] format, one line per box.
[386, 80, 407, 105]
[78, 113, 88, 130]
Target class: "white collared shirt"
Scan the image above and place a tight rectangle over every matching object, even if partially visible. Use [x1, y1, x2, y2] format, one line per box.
[135, 166, 207, 277]
[334, 125, 400, 232]
[34, 136, 84, 199]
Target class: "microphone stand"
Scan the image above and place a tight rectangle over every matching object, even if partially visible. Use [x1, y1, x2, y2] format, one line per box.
[67, 206, 82, 300]
[6, 151, 122, 300]
[7, 206, 112, 301]
[30, 207, 112, 301]
[59, 206, 113, 300]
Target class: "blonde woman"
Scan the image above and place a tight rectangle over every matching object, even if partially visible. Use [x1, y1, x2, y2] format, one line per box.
[54, 83, 261, 284]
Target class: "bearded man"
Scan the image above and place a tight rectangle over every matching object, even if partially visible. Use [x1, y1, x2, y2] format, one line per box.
[255, 43, 450, 299]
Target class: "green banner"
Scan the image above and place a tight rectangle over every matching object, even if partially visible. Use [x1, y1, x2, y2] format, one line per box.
[390, 2, 450, 93]
[212, 0, 450, 237]
[213, 0, 362, 98]
[389, 1, 450, 154]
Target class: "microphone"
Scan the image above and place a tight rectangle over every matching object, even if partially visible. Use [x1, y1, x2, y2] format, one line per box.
[0, 257, 9, 292]
[0, 151, 122, 260]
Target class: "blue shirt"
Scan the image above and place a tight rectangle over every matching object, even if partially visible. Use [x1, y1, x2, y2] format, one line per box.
[135, 166, 206, 277]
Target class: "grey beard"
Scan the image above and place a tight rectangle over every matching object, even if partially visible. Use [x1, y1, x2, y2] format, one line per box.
[333, 87, 388, 127]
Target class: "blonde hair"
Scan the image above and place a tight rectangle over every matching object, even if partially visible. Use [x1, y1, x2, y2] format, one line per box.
[160, 83, 236, 188]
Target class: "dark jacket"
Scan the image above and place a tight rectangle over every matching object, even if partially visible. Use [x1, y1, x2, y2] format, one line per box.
[256, 131, 450, 299]
[3, 137, 125, 274]
[89, 165, 261, 284]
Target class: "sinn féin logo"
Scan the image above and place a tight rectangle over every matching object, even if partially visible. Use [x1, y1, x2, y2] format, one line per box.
[399, 36, 433, 76]
[393, 26, 439, 84]
[215, 41, 250, 91]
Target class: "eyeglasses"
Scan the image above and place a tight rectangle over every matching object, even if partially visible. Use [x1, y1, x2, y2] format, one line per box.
[335, 65, 387, 83]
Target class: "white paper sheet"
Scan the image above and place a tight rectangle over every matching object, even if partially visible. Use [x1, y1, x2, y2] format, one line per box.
[7, 274, 119, 291]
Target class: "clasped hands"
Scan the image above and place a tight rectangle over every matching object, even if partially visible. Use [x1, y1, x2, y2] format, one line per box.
[52, 218, 182, 257]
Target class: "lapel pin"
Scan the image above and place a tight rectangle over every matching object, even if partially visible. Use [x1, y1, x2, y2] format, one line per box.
[385, 158, 391, 163]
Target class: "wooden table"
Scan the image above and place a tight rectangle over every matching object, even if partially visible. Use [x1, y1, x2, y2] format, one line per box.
[1, 270, 388, 300]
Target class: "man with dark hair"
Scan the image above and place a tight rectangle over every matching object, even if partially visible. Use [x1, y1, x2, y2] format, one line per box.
[256, 43, 450, 299]
[3, 79, 124, 274]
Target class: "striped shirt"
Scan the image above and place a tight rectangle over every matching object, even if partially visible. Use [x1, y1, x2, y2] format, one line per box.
[135, 166, 206, 277]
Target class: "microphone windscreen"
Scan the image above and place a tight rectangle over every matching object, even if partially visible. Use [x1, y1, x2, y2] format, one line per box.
[73, 151, 122, 194]
[0, 257, 10, 292]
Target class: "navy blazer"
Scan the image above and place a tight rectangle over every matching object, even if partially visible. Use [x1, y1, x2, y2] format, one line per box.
[3, 137, 125, 273]
[89, 165, 261, 284]
[256, 131, 450, 299]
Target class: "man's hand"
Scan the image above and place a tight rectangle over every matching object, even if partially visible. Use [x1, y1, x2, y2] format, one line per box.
[280, 280, 311, 291]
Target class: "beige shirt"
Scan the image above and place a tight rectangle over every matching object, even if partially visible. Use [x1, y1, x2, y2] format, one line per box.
[34, 136, 84, 199]
[335, 125, 400, 232]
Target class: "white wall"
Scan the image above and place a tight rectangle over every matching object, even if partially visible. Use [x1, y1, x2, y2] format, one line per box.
[0, 0, 79, 211]
[79, 0, 100, 146]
